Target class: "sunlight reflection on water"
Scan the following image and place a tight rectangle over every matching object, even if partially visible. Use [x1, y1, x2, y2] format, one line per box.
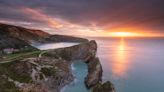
[94, 37, 164, 92]
[112, 38, 129, 77]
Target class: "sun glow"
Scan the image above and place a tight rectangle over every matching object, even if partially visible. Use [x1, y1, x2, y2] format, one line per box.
[109, 32, 140, 37]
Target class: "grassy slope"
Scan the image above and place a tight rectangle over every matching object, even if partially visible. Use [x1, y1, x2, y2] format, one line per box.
[1, 51, 41, 62]
[0, 47, 44, 63]
[0, 48, 43, 92]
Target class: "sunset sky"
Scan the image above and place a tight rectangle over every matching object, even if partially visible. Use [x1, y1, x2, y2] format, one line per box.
[0, 0, 164, 37]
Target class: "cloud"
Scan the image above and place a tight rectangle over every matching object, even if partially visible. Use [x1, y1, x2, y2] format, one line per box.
[0, 0, 164, 36]
[22, 8, 64, 28]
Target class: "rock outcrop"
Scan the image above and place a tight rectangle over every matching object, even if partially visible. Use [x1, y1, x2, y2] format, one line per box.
[45, 40, 97, 61]
[85, 57, 103, 88]
[46, 40, 103, 88]
[92, 81, 115, 92]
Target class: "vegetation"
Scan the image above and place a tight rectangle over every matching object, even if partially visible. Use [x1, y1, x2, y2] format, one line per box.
[12, 47, 38, 54]
[0, 76, 20, 92]
[0, 47, 44, 63]
[41, 67, 56, 76]
[92, 81, 115, 92]
[0, 61, 32, 83]
[0, 47, 43, 84]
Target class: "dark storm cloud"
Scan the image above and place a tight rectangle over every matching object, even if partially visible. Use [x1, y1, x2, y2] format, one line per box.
[0, 0, 164, 33]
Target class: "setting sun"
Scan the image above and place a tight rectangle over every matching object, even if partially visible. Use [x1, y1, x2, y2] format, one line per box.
[108, 32, 140, 37]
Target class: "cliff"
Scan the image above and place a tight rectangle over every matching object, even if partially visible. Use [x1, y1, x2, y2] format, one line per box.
[0, 23, 114, 92]
[45, 40, 97, 61]
[0, 35, 31, 50]
[0, 23, 50, 43]
[46, 40, 103, 88]
[0, 40, 103, 92]
[0, 23, 88, 50]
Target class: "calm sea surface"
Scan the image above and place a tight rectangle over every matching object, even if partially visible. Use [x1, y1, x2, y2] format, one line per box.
[94, 37, 164, 92]
[34, 37, 164, 92]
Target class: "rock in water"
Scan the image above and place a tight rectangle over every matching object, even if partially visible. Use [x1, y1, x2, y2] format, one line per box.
[46, 40, 103, 89]
[92, 81, 115, 92]
[85, 57, 103, 88]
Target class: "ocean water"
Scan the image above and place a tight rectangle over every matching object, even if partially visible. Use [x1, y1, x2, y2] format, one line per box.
[34, 37, 164, 92]
[94, 37, 164, 92]
[62, 61, 89, 92]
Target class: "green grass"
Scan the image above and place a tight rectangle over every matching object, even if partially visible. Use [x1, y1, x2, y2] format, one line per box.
[0, 48, 49, 91]
[0, 46, 41, 62]
[12, 47, 38, 54]
[1, 50, 44, 63]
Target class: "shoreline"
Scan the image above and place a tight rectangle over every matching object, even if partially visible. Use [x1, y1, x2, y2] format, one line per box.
[61, 61, 89, 92]
[61, 63, 76, 92]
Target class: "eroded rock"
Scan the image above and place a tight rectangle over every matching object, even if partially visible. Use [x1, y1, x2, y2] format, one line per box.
[85, 57, 103, 88]
[46, 40, 97, 61]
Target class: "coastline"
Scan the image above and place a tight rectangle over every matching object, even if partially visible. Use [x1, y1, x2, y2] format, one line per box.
[0, 39, 105, 92]
[0, 23, 114, 92]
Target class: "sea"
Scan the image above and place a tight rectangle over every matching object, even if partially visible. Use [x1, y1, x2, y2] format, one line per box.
[34, 37, 164, 92]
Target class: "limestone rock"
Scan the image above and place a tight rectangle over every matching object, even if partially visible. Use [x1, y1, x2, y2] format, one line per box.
[46, 40, 97, 61]
[85, 57, 103, 88]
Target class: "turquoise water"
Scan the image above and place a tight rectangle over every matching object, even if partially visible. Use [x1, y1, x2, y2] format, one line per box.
[63, 61, 89, 92]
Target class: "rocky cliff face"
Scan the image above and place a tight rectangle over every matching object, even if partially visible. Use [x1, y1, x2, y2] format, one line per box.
[0, 23, 50, 43]
[0, 35, 31, 50]
[0, 23, 50, 50]
[46, 40, 103, 89]
[45, 40, 97, 61]
[85, 57, 103, 88]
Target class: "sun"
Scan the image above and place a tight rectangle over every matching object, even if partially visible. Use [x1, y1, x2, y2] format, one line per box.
[109, 32, 140, 37]
[112, 32, 132, 37]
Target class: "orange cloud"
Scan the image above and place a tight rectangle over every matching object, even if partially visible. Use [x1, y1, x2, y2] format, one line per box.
[20, 8, 164, 37]
[20, 8, 101, 36]
[22, 8, 63, 28]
